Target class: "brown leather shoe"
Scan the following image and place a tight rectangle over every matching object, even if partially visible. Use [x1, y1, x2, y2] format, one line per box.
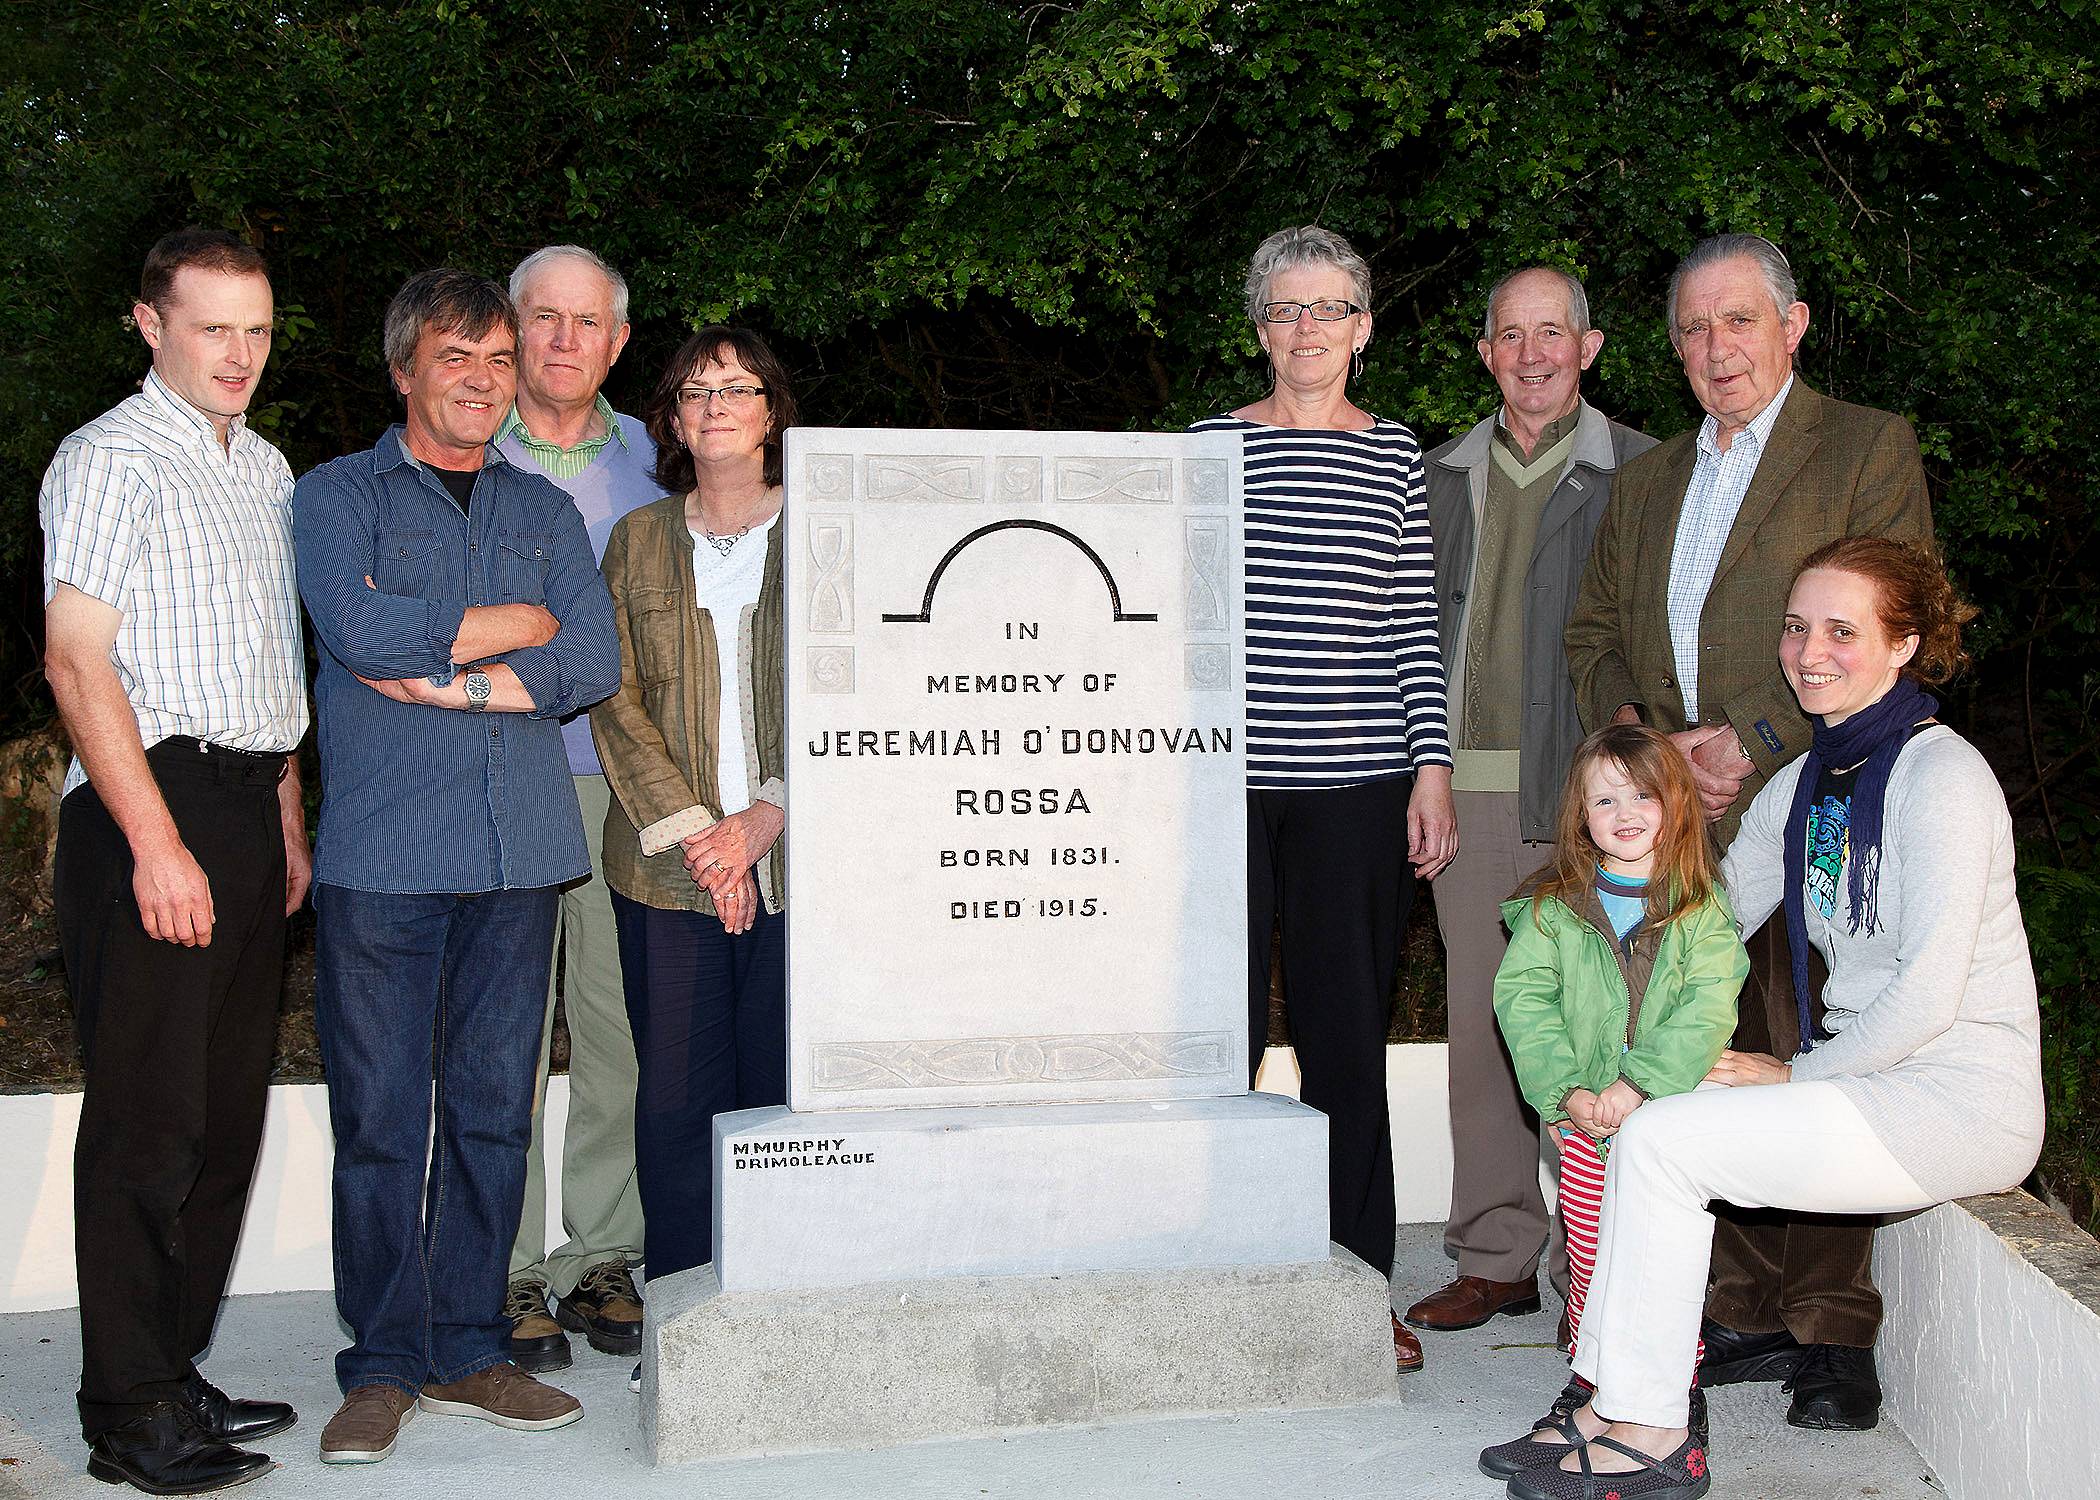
[554, 1259, 643, 1357]
[419, 1361, 582, 1431]
[1403, 1275, 1543, 1331]
[319, 1385, 417, 1464]
[1557, 1305, 1574, 1354]
[504, 1276, 572, 1373]
[1392, 1313, 1424, 1373]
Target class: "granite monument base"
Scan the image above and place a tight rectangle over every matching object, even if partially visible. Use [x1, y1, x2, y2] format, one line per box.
[712, 1093, 1330, 1291]
[643, 1249, 1398, 1464]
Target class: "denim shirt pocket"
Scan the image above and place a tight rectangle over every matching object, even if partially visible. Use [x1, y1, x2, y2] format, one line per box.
[374, 527, 442, 595]
[495, 530, 553, 604]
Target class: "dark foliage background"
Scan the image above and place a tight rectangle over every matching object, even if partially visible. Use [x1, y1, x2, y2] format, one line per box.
[5, 0, 2096, 1224]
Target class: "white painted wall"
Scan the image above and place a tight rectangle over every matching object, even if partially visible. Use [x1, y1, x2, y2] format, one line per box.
[0, 1078, 574, 1316]
[5, 1048, 1438, 1314]
[1877, 1197, 2100, 1500]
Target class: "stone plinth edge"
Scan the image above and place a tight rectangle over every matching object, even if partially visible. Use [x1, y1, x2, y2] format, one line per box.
[713, 1094, 1330, 1291]
[642, 1248, 1398, 1464]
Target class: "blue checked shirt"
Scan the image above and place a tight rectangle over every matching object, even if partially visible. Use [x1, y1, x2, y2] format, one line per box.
[293, 428, 620, 894]
[39, 371, 309, 795]
[1665, 374, 1794, 722]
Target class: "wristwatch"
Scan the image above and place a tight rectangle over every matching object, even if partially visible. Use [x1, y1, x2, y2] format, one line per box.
[463, 670, 493, 712]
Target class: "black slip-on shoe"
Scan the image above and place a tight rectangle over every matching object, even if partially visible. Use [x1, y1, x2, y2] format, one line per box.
[86, 1405, 272, 1496]
[178, 1374, 295, 1445]
[1694, 1318, 1804, 1387]
[1784, 1343, 1881, 1431]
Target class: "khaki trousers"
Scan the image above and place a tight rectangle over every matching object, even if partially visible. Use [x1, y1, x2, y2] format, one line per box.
[1433, 790, 1565, 1290]
[509, 773, 646, 1294]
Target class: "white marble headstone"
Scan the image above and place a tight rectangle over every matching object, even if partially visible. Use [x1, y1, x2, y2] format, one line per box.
[785, 428, 1247, 1110]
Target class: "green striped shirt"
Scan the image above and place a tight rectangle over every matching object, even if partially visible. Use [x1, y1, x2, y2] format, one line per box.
[499, 393, 626, 481]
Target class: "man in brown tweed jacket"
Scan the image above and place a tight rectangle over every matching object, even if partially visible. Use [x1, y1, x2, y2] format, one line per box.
[1564, 232, 1931, 1432]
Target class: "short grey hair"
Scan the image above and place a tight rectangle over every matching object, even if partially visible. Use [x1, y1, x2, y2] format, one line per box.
[383, 269, 517, 378]
[509, 243, 631, 328]
[1666, 233, 1799, 347]
[1242, 225, 1373, 324]
[1480, 266, 1591, 342]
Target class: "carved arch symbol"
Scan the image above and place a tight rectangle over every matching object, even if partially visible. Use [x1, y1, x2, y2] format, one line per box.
[880, 519, 1159, 623]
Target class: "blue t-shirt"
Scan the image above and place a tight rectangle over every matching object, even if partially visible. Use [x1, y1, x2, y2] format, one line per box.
[1594, 867, 1647, 941]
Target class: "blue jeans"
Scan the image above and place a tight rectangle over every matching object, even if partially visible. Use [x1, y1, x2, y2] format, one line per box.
[313, 883, 558, 1396]
[611, 893, 786, 1281]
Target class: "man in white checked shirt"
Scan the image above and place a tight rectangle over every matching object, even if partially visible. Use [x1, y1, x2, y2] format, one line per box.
[40, 228, 310, 1496]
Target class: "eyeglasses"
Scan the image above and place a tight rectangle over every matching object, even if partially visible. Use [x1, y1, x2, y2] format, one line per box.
[677, 384, 768, 406]
[1259, 299, 1364, 323]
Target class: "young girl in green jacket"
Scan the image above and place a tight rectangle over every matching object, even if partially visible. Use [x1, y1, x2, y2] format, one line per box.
[1477, 724, 1748, 1482]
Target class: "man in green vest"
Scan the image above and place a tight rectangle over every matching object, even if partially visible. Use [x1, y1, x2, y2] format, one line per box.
[1407, 266, 1654, 1343]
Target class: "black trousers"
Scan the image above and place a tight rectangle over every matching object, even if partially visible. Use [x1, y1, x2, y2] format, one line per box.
[57, 740, 288, 1439]
[1706, 917, 1884, 1347]
[611, 892, 786, 1281]
[1247, 775, 1412, 1282]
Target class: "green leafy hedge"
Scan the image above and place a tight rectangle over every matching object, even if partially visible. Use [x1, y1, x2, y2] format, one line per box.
[6, 0, 2095, 1220]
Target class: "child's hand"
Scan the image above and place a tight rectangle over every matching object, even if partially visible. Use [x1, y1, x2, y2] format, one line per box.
[1594, 1078, 1645, 1133]
[1562, 1088, 1603, 1139]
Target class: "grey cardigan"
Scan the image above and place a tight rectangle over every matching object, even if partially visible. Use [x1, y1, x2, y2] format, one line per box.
[1427, 401, 1655, 841]
[1721, 726, 2044, 1201]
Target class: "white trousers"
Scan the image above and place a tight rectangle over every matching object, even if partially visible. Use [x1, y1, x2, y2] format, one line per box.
[1573, 1081, 1933, 1427]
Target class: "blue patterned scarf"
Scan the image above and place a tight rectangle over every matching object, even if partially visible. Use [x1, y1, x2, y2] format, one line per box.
[1781, 675, 1937, 1054]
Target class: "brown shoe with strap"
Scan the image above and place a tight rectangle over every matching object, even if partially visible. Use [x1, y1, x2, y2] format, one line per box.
[1403, 1275, 1543, 1331]
[1391, 1313, 1424, 1373]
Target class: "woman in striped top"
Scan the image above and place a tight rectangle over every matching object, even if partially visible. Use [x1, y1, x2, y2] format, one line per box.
[1192, 225, 1456, 1373]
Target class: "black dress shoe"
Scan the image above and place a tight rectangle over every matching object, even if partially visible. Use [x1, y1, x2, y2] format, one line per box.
[179, 1374, 296, 1444]
[86, 1404, 272, 1495]
[1695, 1317, 1805, 1387]
[1785, 1343, 1882, 1430]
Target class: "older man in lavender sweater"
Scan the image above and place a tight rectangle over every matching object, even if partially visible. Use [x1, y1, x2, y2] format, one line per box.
[496, 246, 669, 1373]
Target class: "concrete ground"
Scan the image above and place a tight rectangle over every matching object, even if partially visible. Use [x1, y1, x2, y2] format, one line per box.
[1, 1227, 1940, 1500]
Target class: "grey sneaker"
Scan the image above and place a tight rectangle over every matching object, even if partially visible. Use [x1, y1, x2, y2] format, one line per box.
[419, 1361, 583, 1432]
[318, 1385, 417, 1464]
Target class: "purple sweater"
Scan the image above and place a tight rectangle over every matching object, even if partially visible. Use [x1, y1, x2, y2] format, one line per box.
[496, 411, 670, 775]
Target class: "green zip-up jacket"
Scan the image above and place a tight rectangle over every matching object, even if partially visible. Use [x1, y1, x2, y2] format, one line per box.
[1493, 882, 1747, 1123]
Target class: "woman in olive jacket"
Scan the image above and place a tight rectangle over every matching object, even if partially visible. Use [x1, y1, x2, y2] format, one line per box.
[590, 327, 793, 1302]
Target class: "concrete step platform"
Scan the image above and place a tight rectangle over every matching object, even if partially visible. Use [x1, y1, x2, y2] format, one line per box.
[0, 1226, 1941, 1499]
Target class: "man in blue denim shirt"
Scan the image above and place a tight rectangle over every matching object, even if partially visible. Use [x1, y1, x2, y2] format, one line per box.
[291, 270, 619, 1465]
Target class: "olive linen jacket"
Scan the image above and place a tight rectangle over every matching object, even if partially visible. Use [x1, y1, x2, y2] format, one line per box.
[590, 493, 786, 916]
[1493, 883, 1748, 1123]
[1562, 380, 1932, 846]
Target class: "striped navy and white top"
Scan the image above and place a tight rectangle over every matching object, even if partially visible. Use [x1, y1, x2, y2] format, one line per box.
[1191, 415, 1451, 791]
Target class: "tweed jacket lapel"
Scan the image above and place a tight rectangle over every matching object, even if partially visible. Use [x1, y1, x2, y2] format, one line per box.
[1708, 380, 1823, 592]
[1636, 437, 1700, 674]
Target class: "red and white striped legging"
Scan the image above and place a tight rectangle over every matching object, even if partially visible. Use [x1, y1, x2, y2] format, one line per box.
[1558, 1125, 1705, 1380]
